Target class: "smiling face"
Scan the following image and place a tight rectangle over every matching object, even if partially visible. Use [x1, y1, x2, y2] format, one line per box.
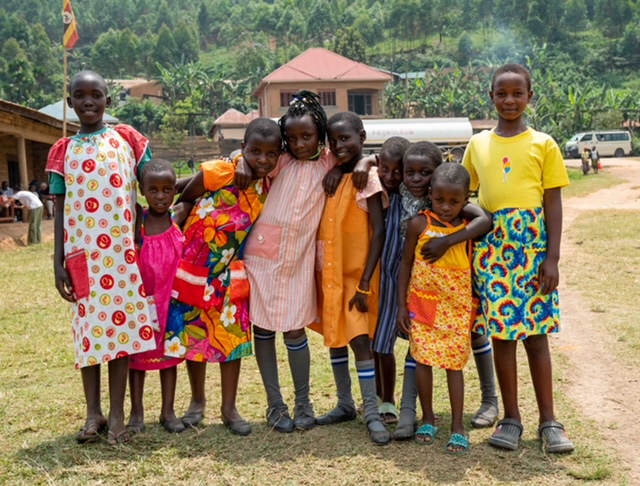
[327, 120, 365, 165]
[429, 179, 469, 223]
[68, 73, 111, 133]
[140, 170, 176, 216]
[403, 155, 440, 198]
[283, 114, 321, 160]
[378, 152, 403, 193]
[241, 133, 282, 179]
[490, 72, 533, 122]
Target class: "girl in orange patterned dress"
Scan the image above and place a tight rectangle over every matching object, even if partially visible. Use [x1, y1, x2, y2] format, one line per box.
[397, 163, 477, 455]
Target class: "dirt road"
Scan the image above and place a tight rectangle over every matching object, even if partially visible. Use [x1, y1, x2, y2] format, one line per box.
[558, 161, 640, 483]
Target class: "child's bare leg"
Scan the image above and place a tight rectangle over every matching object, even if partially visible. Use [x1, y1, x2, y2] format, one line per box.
[159, 366, 181, 424]
[182, 360, 206, 426]
[128, 369, 146, 431]
[107, 357, 130, 442]
[80, 364, 107, 435]
[492, 339, 520, 421]
[416, 363, 436, 444]
[446, 369, 465, 452]
[374, 352, 382, 398]
[374, 351, 396, 405]
[523, 335, 555, 423]
[220, 359, 243, 421]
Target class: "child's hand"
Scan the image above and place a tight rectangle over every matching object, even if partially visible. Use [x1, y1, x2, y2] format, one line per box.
[348, 291, 369, 313]
[397, 306, 412, 334]
[538, 257, 559, 295]
[420, 237, 452, 263]
[54, 264, 75, 302]
[234, 155, 253, 190]
[323, 167, 343, 196]
[352, 156, 374, 191]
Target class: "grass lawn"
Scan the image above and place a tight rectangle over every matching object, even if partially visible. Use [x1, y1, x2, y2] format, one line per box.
[0, 171, 629, 485]
[562, 209, 640, 367]
[563, 167, 623, 199]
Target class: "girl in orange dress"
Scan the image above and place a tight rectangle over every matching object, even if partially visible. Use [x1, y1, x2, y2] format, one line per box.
[312, 112, 390, 445]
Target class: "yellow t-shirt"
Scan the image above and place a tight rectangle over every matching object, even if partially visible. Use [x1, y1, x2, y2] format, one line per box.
[462, 128, 569, 213]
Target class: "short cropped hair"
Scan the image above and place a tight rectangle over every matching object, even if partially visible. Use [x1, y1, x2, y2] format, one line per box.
[69, 70, 109, 94]
[139, 158, 176, 185]
[380, 136, 411, 162]
[404, 141, 443, 167]
[327, 111, 364, 132]
[431, 162, 471, 194]
[244, 117, 282, 144]
[491, 63, 532, 91]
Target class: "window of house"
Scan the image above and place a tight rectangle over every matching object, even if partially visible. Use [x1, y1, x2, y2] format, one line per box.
[319, 90, 336, 107]
[348, 92, 373, 116]
[280, 91, 295, 107]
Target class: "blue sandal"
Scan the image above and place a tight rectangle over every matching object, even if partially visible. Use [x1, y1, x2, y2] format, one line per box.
[446, 433, 469, 455]
[415, 423, 438, 445]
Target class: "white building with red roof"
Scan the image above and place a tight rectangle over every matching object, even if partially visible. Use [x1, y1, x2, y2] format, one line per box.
[254, 48, 392, 119]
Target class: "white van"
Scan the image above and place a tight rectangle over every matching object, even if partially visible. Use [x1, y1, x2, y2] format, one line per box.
[565, 130, 632, 158]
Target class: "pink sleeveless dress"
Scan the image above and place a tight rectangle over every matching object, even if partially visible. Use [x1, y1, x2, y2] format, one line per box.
[129, 210, 185, 371]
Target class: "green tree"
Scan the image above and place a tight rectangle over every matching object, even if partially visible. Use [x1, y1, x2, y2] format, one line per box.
[153, 25, 179, 74]
[331, 27, 367, 62]
[0, 37, 36, 105]
[173, 20, 200, 64]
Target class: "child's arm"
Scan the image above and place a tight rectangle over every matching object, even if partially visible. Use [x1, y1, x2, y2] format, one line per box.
[53, 195, 74, 302]
[134, 202, 143, 247]
[352, 155, 376, 191]
[175, 176, 194, 194]
[540, 187, 562, 294]
[234, 157, 253, 190]
[322, 166, 343, 196]
[397, 216, 425, 334]
[171, 202, 193, 227]
[348, 192, 385, 312]
[421, 203, 492, 263]
[176, 171, 206, 204]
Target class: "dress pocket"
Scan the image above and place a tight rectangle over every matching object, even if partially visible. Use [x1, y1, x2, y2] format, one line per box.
[228, 259, 250, 304]
[408, 289, 438, 327]
[171, 259, 209, 309]
[65, 249, 90, 300]
[244, 222, 282, 261]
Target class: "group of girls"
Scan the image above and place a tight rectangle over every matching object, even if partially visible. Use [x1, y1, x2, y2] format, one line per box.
[48, 64, 574, 455]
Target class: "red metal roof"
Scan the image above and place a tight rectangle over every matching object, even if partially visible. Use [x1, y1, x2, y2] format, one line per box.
[255, 48, 391, 94]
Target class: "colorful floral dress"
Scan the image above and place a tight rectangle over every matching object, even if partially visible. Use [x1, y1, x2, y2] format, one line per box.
[129, 210, 185, 371]
[46, 125, 156, 369]
[407, 211, 472, 371]
[165, 160, 269, 362]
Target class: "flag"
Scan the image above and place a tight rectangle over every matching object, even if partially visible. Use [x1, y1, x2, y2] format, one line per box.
[62, 0, 79, 49]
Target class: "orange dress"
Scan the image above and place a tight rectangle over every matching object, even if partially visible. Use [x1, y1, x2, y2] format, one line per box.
[311, 168, 386, 348]
[407, 211, 472, 371]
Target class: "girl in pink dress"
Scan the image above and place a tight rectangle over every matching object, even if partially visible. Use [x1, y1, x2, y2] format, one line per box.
[236, 92, 371, 433]
[128, 159, 190, 434]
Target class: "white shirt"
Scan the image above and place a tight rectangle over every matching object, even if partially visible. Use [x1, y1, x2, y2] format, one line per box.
[13, 191, 43, 209]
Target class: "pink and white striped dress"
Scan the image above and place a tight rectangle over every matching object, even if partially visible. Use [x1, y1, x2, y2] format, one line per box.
[243, 148, 337, 332]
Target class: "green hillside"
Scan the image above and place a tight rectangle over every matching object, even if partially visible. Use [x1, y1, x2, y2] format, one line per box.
[2, 0, 640, 144]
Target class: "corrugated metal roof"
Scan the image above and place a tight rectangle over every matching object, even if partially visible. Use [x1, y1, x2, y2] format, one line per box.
[38, 100, 119, 124]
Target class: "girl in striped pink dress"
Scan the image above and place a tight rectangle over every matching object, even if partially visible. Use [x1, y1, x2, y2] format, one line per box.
[239, 92, 370, 433]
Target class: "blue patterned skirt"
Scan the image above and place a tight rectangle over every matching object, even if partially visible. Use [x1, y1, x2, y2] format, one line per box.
[472, 207, 560, 340]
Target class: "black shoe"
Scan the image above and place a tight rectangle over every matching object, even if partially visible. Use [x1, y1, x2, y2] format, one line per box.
[266, 406, 295, 433]
[315, 405, 357, 426]
[293, 402, 315, 431]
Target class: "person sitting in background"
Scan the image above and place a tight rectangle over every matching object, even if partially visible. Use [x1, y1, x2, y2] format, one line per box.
[1, 181, 14, 196]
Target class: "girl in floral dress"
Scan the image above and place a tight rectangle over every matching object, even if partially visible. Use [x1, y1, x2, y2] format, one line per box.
[46, 71, 155, 445]
[397, 163, 476, 455]
[165, 118, 282, 435]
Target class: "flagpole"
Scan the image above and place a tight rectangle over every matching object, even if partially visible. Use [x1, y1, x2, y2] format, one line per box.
[63, 47, 68, 137]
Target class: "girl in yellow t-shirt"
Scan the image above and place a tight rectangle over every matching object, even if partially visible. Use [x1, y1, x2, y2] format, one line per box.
[462, 63, 574, 454]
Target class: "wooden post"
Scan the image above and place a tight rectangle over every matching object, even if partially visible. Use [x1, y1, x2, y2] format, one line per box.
[63, 48, 68, 137]
[17, 136, 28, 190]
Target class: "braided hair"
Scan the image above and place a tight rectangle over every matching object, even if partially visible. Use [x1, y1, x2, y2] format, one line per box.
[279, 90, 327, 153]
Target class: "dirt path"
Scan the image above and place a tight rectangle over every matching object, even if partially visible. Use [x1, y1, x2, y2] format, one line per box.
[558, 163, 640, 483]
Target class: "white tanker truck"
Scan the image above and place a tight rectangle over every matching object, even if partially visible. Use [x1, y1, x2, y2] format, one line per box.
[362, 118, 474, 162]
